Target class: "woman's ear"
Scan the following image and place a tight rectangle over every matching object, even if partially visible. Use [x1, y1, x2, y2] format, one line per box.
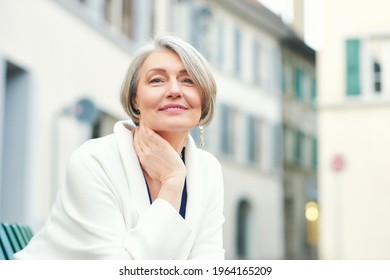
[134, 95, 138, 107]
[132, 96, 140, 112]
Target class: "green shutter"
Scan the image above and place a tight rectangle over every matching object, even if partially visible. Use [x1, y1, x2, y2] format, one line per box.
[346, 39, 361, 96]
[311, 77, 317, 103]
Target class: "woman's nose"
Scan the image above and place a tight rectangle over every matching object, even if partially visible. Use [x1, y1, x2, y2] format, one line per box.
[167, 80, 182, 98]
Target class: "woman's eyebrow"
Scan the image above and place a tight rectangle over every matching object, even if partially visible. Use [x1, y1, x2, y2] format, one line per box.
[146, 68, 189, 75]
[179, 69, 189, 74]
[145, 68, 167, 75]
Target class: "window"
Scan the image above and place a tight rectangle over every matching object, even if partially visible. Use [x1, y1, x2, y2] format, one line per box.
[220, 104, 235, 156]
[294, 67, 304, 100]
[272, 124, 283, 171]
[236, 200, 251, 259]
[247, 115, 261, 164]
[269, 47, 280, 93]
[310, 77, 317, 103]
[216, 19, 224, 69]
[284, 196, 294, 258]
[373, 60, 382, 93]
[283, 125, 294, 164]
[103, 0, 135, 39]
[233, 27, 241, 76]
[191, 5, 212, 59]
[104, 0, 113, 23]
[346, 39, 361, 96]
[282, 62, 292, 95]
[294, 129, 304, 166]
[122, 0, 134, 38]
[253, 40, 261, 86]
[282, 63, 286, 94]
[311, 137, 318, 171]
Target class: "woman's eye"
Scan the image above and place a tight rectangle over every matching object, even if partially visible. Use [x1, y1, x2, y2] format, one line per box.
[182, 78, 194, 84]
[150, 78, 163, 84]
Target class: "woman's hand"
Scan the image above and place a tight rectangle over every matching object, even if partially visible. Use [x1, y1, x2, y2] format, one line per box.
[133, 122, 186, 210]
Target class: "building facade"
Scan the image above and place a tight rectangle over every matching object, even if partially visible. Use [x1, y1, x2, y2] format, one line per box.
[281, 37, 317, 259]
[318, 0, 390, 259]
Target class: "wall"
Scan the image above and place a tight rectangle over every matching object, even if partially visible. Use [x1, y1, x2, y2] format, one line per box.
[318, 0, 390, 259]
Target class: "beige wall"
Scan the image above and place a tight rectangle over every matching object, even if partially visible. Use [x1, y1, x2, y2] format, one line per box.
[318, 0, 390, 259]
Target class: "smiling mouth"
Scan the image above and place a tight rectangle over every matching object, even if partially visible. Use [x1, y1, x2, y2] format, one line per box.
[160, 107, 187, 113]
[159, 104, 188, 112]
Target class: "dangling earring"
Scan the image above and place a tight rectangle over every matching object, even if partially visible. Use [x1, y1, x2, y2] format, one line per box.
[199, 125, 205, 147]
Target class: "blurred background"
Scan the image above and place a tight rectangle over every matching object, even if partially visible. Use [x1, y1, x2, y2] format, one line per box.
[0, 0, 389, 260]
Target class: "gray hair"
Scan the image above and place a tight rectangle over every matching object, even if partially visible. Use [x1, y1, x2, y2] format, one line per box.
[120, 35, 216, 126]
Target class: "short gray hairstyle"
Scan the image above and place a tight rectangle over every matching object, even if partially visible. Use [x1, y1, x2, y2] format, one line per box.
[120, 35, 216, 126]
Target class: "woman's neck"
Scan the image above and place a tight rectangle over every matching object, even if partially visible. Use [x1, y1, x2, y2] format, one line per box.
[157, 130, 188, 155]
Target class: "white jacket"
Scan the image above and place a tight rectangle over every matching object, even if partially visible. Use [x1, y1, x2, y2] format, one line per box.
[15, 121, 225, 259]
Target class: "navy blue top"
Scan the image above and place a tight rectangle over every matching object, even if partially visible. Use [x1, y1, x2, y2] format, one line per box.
[145, 148, 187, 219]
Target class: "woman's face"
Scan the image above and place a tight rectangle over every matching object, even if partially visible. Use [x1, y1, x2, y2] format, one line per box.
[135, 49, 202, 133]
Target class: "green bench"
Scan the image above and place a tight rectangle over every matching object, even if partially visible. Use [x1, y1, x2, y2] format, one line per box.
[0, 223, 34, 260]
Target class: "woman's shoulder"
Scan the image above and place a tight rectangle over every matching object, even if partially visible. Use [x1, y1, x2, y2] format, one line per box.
[71, 120, 134, 159]
[194, 149, 224, 202]
[196, 148, 222, 170]
[68, 134, 118, 164]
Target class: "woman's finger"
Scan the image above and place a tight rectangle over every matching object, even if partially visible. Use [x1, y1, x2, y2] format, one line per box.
[134, 121, 185, 183]
[137, 126, 152, 153]
[138, 122, 153, 148]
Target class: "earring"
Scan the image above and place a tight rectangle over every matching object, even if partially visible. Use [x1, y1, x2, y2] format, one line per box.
[199, 125, 205, 147]
[134, 108, 140, 115]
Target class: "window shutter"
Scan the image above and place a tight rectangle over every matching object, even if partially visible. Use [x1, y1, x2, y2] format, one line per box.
[311, 77, 317, 103]
[346, 39, 361, 96]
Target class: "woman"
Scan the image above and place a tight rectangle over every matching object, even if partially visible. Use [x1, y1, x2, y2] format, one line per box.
[15, 35, 225, 260]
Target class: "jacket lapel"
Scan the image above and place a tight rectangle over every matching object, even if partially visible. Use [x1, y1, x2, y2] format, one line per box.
[114, 121, 150, 227]
[184, 135, 204, 234]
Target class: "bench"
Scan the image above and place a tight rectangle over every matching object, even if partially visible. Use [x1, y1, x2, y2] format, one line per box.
[0, 223, 34, 260]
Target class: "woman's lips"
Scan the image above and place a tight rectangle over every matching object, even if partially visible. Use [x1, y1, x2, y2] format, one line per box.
[159, 104, 188, 112]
